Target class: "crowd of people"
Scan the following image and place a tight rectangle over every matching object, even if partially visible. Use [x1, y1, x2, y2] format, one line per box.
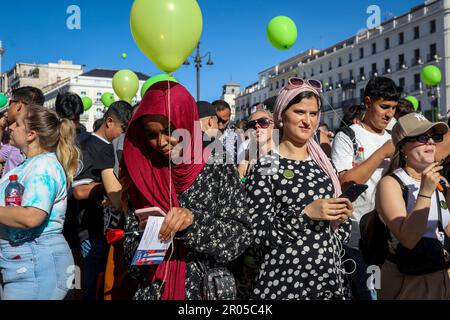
[0, 75, 449, 300]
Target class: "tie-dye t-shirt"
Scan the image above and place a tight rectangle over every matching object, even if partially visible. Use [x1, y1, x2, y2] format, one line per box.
[0, 152, 67, 241]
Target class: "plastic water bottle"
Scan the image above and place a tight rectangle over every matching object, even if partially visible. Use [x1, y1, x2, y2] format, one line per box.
[353, 147, 365, 167]
[5, 175, 24, 207]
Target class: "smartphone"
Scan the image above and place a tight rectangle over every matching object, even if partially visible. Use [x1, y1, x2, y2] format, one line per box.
[341, 184, 368, 202]
[135, 207, 166, 231]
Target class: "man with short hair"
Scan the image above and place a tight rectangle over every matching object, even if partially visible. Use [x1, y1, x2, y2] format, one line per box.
[213, 100, 240, 164]
[331, 76, 400, 300]
[72, 101, 131, 300]
[6, 86, 44, 125]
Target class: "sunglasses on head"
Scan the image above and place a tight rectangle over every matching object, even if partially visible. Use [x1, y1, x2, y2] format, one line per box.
[287, 77, 323, 92]
[246, 118, 273, 130]
[406, 133, 444, 143]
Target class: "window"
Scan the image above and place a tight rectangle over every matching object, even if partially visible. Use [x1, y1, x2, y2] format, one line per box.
[320, 65, 323, 73]
[429, 43, 437, 61]
[349, 70, 353, 79]
[414, 48, 421, 65]
[399, 77, 405, 92]
[360, 88, 365, 101]
[414, 73, 421, 91]
[329, 61, 332, 71]
[399, 32, 404, 45]
[371, 63, 377, 77]
[276, 81, 279, 89]
[338, 57, 342, 67]
[281, 79, 285, 87]
[414, 26, 420, 39]
[338, 73, 342, 82]
[359, 66, 365, 77]
[96, 92, 102, 103]
[399, 54, 405, 65]
[385, 38, 390, 50]
[311, 68, 314, 77]
[56, 76, 61, 82]
[372, 43, 377, 54]
[270, 83, 273, 91]
[81, 91, 87, 96]
[384, 59, 391, 73]
[348, 53, 353, 63]
[430, 20, 436, 34]
[359, 47, 364, 59]
[231, 88, 235, 94]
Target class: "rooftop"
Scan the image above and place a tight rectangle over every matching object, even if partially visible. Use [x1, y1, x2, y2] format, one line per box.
[81, 68, 149, 81]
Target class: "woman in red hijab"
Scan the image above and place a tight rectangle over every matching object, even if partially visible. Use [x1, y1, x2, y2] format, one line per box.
[121, 81, 253, 300]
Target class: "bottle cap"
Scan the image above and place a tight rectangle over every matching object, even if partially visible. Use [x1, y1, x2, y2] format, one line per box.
[9, 175, 18, 181]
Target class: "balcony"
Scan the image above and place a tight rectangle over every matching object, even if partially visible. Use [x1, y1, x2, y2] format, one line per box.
[358, 74, 367, 82]
[411, 57, 424, 67]
[396, 63, 408, 71]
[382, 67, 392, 74]
[370, 71, 379, 78]
[427, 53, 439, 62]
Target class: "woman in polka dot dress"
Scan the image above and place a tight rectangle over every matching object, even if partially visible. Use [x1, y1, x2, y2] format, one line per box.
[246, 78, 353, 300]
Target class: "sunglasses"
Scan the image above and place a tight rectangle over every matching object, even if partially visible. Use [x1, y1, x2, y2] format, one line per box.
[287, 77, 323, 92]
[405, 133, 444, 143]
[246, 118, 273, 130]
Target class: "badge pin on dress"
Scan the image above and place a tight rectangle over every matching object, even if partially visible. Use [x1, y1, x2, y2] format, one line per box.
[283, 169, 294, 179]
[440, 200, 448, 210]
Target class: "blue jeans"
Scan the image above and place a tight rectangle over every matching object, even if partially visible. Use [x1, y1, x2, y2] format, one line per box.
[0, 234, 74, 300]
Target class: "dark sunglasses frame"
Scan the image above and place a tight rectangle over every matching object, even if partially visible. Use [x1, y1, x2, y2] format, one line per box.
[246, 118, 273, 130]
[405, 133, 444, 143]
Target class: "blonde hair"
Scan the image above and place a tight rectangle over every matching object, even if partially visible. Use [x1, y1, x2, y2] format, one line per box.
[25, 104, 80, 183]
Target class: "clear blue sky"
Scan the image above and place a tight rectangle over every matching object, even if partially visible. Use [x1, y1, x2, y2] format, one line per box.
[1, 0, 424, 102]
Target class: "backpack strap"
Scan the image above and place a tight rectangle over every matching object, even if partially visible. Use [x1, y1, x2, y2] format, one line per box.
[336, 126, 358, 156]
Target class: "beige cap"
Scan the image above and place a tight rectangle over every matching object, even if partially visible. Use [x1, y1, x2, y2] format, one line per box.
[391, 112, 448, 146]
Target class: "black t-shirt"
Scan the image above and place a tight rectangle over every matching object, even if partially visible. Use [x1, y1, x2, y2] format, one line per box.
[74, 134, 115, 240]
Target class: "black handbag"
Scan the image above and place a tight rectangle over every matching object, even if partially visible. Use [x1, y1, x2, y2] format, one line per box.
[395, 189, 450, 275]
[195, 261, 237, 300]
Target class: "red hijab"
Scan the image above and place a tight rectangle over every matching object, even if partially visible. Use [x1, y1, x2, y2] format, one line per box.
[123, 81, 206, 300]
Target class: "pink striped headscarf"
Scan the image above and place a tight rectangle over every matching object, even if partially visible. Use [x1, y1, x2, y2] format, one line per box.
[273, 83, 342, 197]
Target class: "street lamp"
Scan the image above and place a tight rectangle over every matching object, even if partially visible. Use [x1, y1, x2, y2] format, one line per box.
[183, 42, 214, 101]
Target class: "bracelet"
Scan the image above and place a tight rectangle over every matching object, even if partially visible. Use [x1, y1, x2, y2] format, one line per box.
[418, 194, 432, 199]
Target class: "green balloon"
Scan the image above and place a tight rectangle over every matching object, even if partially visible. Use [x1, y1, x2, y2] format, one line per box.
[101, 92, 115, 108]
[405, 96, 419, 111]
[0, 93, 7, 109]
[141, 74, 179, 98]
[130, 0, 203, 73]
[82, 96, 93, 111]
[112, 69, 139, 103]
[121, 53, 127, 59]
[421, 65, 442, 86]
[266, 16, 297, 50]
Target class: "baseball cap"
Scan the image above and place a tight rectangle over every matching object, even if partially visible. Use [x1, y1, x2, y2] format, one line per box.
[391, 112, 448, 146]
[197, 101, 215, 119]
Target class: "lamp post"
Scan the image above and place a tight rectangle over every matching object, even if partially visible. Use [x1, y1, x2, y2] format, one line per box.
[183, 42, 213, 101]
[0, 40, 4, 92]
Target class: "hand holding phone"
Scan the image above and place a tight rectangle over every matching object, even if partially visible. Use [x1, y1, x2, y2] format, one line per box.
[134, 207, 166, 231]
[340, 184, 368, 202]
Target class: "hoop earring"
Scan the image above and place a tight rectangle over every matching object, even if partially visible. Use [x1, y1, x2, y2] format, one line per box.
[279, 122, 283, 128]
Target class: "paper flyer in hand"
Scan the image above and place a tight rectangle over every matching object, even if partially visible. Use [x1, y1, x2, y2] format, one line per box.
[131, 216, 170, 266]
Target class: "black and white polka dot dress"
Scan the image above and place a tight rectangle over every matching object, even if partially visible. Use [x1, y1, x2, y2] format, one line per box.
[246, 153, 351, 300]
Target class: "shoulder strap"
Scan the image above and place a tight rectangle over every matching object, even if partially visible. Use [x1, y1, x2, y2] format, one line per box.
[389, 173, 409, 203]
[435, 189, 445, 232]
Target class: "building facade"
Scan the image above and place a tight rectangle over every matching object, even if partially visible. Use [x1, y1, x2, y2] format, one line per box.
[220, 80, 241, 121]
[43, 69, 148, 131]
[1, 60, 84, 94]
[235, 0, 449, 129]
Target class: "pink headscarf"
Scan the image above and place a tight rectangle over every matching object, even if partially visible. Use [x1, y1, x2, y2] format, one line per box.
[273, 84, 342, 197]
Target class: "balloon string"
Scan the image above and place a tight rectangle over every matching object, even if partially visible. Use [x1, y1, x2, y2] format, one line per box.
[159, 78, 173, 298]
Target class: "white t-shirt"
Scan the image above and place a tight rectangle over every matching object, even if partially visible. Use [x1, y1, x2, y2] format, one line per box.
[390, 168, 450, 244]
[331, 124, 391, 248]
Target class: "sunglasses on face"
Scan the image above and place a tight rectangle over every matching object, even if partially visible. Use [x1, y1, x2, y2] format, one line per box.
[216, 116, 229, 125]
[287, 77, 323, 92]
[246, 118, 273, 130]
[406, 133, 444, 143]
